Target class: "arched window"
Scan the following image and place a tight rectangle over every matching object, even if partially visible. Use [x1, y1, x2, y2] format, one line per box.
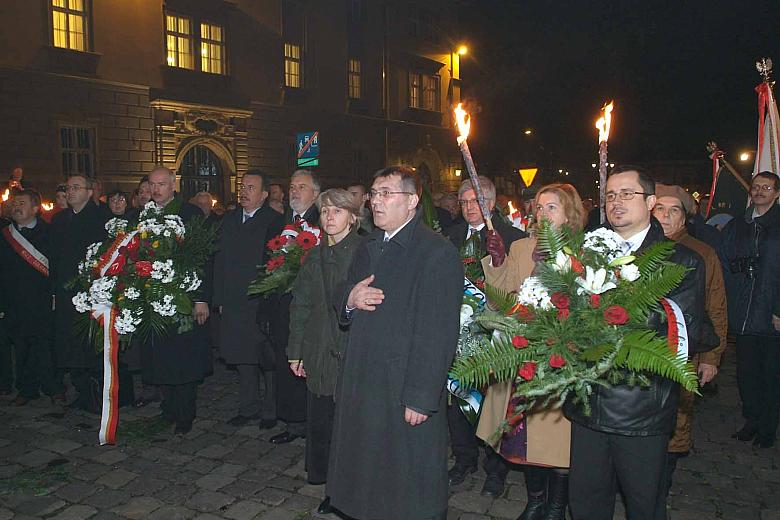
[179, 145, 223, 201]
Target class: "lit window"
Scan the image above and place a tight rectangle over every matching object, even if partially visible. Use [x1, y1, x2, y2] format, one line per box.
[348, 58, 361, 99]
[200, 22, 225, 74]
[284, 43, 302, 88]
[60, 126, 95, 177]
[423, 75, 439, 111]
[409, 73, 421, 108]
[165, 14, 194, 69]
[51, 0, 88, 51]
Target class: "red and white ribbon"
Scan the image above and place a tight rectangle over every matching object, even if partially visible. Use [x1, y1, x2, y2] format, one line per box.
[93, 231, 138, 445]
[1, 225, 49, 277]
[660, 297, 688, 358]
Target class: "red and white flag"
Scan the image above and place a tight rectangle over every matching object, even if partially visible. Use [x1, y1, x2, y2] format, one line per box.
[753, 80, 780, 176]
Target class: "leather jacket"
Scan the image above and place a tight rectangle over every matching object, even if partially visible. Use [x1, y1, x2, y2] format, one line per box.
[564, 219, 706, 436]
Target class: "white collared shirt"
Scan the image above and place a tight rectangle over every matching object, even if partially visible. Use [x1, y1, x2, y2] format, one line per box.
[16, 218, 37, 230]
[622, 224, 651, 254]
[243, 207, 260, 223]
[467, 222, 485, 239]
[383, 214, 416, 242]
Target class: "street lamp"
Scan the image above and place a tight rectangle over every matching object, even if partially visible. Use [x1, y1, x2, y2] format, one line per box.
[524, 129, 533, 136]
[457, 45, 468, 56]
[740, 152, 750, 162]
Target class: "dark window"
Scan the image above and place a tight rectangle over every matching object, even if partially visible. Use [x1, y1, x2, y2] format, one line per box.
[60, 126, 95, 177]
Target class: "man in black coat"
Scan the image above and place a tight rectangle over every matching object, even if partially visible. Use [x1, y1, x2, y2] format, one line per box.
[564, 165, 706, 520]
[263, 169, 320, 444]
[327, 167, 463, 520]
[444, 176, 526, 497]
[719, 171, 780, 449]
[51, 174, 109, 413]
[140, 167, 214, 434]
[0, 190, 63, 406]
[214, 170, 283, 428]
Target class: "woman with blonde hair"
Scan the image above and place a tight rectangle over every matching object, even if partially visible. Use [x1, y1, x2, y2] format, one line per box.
[479, 183, 586, 520]
[287, 188, 364, 515]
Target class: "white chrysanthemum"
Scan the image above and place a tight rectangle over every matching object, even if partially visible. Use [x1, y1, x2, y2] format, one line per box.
[114, 308, 142, 334]
[72, 292, 92, 313]
[151, 298, 177, 317]
[179, 272, 201, 292]
[151, 259, 175, 284]
[460, 304, 475, 328]
[516, 276, 553, 310]
[105, 218, 129, 236]
[88, 276, 116, 306]
[583, 228, 624, 261]
[124, 287, 141, 300]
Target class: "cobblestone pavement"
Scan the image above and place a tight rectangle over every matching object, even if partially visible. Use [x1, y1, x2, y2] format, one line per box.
[0, 344, 777, 520]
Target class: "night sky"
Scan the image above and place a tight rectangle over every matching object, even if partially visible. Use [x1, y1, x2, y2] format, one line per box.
[458, 0, 780, 186]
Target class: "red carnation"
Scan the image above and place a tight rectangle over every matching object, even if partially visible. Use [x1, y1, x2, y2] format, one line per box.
[517, 362, 537, 381]
[557, 308, 570, 320]
[570, 257, 584, 275]
[295, 231, 318, 250]
[135, 260, 153, 277]
[267, 236, 286, 252]
[604, 305, 629, 325]
[106, 254, 126, 276]
[511, 335, 529, 349]
[266, 255, 285, 272]
[516, 304, 535, 322]
[590, 294, 601, 308]
[551, 292, 570, 310]
[126, 234, 140, 252]
[549, 354, 566, 368]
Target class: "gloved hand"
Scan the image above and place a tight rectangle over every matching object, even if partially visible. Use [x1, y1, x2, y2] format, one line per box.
[486, 230, 506, 267]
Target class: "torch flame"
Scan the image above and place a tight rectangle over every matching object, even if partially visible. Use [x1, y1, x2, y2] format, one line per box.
[454, 103, 471, 145]
[1, 189, 8, 202]
[41, 202, 54, 211]
[508, 201, 517, 215]
[211, 197, 217, 208]
[595, 101, 614, 143]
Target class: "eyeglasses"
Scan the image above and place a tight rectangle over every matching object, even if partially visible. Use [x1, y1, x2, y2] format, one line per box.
[750, 184, 775, 192]
[652, 205, 684, 217]
[64, 185, 87, 192]
[369, 189, 414, 200]
[605, 190, 648, 202]
[458, 199, 480, 207]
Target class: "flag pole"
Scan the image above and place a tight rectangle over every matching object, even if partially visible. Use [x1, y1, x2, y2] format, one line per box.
[706, 142, 751, 193]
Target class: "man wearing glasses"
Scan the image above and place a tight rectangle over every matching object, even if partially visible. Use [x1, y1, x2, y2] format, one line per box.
[328, 166, 463, 520]
[565, 165, 705, 520]
[50, 174, 109, 413]
[719, 171, 780, 450]
[444, 176, 525, 497]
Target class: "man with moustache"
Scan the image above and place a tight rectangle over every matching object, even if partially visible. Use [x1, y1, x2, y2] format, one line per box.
[0, 190, 64, 406]
[719, 171, 780, 449]
[214, 170, 283, 428]
[564, 165, 706, 520]
[347, 182, 374, 233]
[327, 166, 463, 520]
[264, 169, 320, 444]
[51, 174, 109, 412]
[444, 176, 525, 497]
[139, 167, 213, 434]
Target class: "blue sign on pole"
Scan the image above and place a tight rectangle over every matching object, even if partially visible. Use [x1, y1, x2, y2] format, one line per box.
[296, 131, 319, 167]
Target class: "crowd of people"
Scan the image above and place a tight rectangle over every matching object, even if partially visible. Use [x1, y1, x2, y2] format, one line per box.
[1, 162, 779, 520]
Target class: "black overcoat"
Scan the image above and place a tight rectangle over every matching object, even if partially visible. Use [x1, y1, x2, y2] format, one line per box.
[0, 219, 52, 337]
[140, 199, 214, 385]
[445, 209, 527, 251]
[213, 205, 283, 364]
[326, 210, 463, 520]
[50, 202, 108, 368]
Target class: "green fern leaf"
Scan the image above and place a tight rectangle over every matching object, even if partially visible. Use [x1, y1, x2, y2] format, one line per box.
[615, 330, 699, 392]
[451, 335, 534, 388]
[483, 284, 518, 315]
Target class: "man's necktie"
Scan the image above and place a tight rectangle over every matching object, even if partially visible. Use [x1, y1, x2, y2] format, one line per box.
[294, 214, 302, 223]
[468, 227, 478, 240]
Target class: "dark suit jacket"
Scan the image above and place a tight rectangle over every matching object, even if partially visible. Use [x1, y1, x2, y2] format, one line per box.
[445, 211, 527, 252]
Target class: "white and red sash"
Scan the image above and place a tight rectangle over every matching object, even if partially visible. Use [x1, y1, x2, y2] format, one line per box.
[660, 297, 689, 358]
[2, 225, 49, 277]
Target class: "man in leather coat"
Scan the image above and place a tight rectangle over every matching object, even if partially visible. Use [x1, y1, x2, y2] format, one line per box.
[564, 166, 706, 520]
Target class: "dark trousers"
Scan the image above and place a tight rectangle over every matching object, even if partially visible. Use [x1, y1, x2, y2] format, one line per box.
[447, 401, 509, 478]
[0, 320, 14, 392]
[237, 364, 276, 420]
[12, 334, 62, 398]
[569, 422, 669, 520]
[306, 390, 335, 485]
[70, 367, 100, 411]
[736, 334, 780, 440]
[160, 381, 199, 425]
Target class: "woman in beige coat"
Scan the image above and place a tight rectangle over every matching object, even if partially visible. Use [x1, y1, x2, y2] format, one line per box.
[478, 183, 586, 520]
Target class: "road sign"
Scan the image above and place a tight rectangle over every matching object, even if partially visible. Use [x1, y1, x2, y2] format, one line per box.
[519, 168, 538, 187]
[297, 131, 319, 167]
